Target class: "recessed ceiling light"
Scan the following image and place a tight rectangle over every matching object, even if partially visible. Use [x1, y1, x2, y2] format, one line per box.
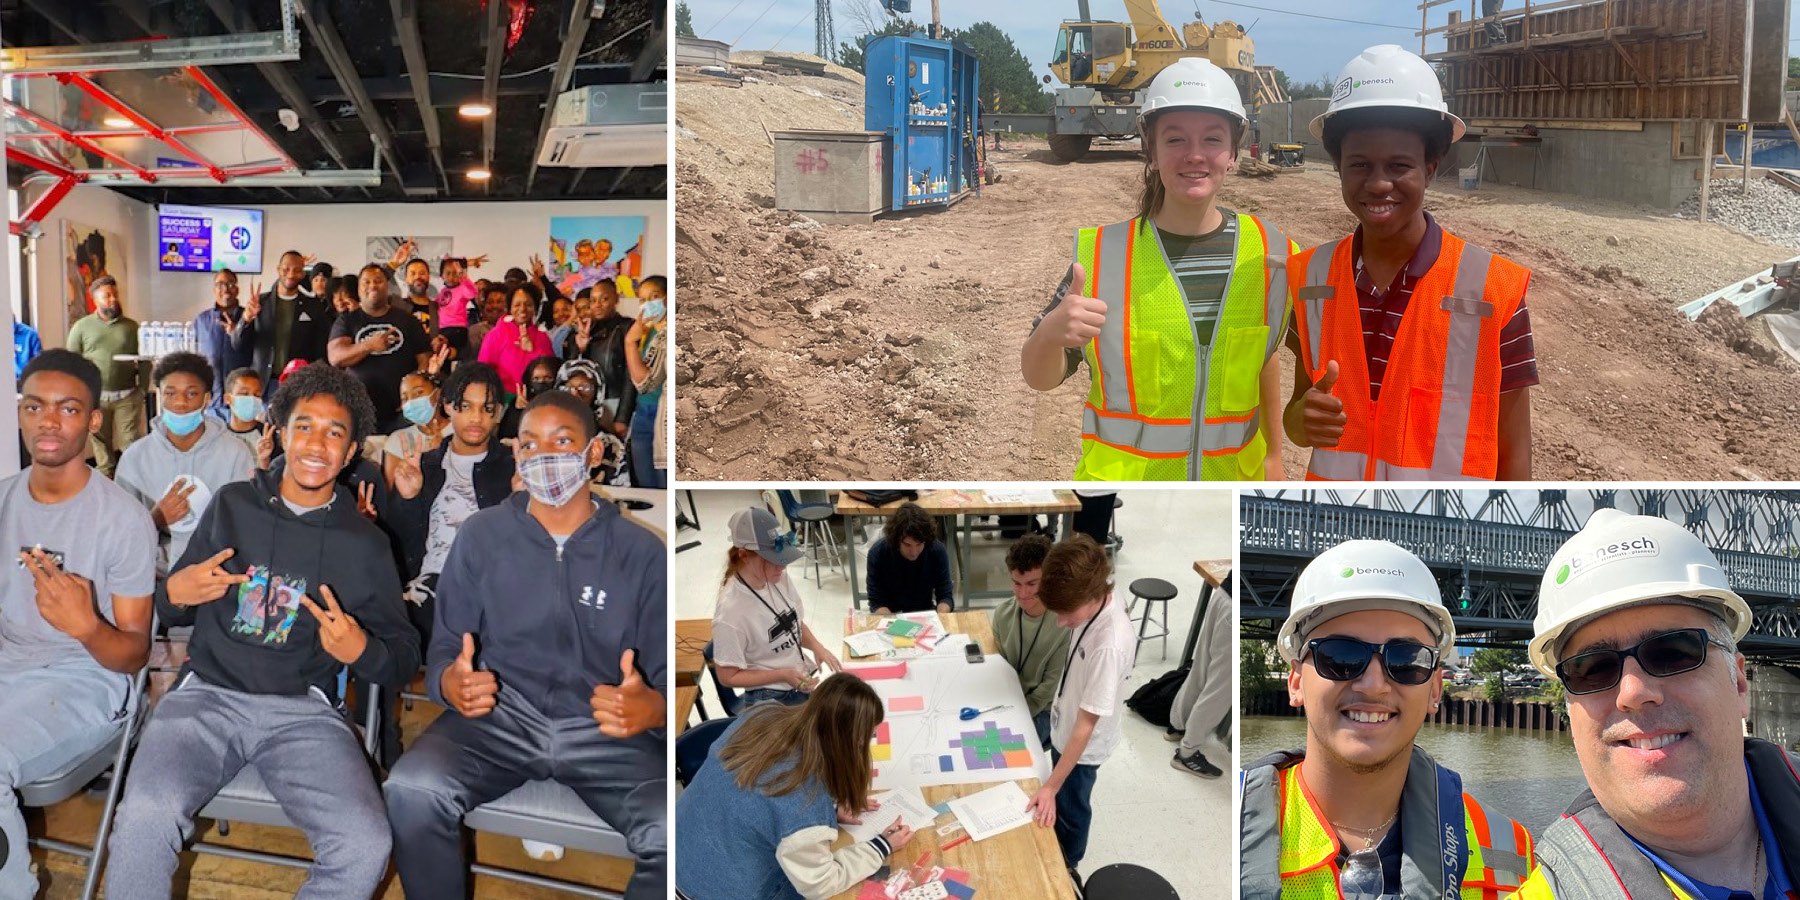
[458, 103, 493, 118]
[102, 116, 133, 129]
[466, 168, 492, 181]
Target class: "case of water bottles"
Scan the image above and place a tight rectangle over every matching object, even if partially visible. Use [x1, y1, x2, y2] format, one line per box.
[141, 321, 197, 357]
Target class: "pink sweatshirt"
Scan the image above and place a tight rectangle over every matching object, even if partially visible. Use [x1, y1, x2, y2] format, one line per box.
[477, 317, 553, 393]
[435, 279, 479, 329]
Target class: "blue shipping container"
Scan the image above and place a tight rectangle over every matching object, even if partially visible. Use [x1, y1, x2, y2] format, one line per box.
[864, 33, 980, 213]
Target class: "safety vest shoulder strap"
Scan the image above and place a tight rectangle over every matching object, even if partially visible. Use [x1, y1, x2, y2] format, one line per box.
[1240, 753, 1298, 900]
[1396, 745, 1469, 899]
[1535, 792, 1680, 900]
[1077, 219, 1142, 417]
[1291, 237, 1346, 376]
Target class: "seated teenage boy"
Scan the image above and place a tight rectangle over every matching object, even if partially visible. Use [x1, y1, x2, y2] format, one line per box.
[105, 362, 420, 900]
[384, 390, 668, 900]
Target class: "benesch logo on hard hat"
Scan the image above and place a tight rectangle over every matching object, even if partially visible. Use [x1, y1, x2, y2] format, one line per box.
[1559, 536, 1659, 585]
[1342, 566, 1405, 578]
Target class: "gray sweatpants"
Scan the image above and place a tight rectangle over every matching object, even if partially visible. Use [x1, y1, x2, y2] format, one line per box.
[385, 686, 666, 900]
[0, 664, 130, 900]
[1175, 590, 1234, 755]
[105, 675, 391, 900]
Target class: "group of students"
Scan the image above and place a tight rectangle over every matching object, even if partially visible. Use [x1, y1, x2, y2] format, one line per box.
[1243, 515, 1800, 899]
[3, 345, 668, 899]
[1024, 44, 1536, 482]
[58, 241, 669, 493]
[675, 501, 1230, 899]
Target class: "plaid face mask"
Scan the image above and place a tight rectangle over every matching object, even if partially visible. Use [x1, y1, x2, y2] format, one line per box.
[517, 451, 590, 506]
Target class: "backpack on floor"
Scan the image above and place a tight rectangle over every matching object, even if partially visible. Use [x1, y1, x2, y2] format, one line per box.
[1126, 664, 1190, 728]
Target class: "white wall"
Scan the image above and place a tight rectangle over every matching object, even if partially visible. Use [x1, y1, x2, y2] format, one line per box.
[25, 181, 154, 347]
[148, 198, 669, 323]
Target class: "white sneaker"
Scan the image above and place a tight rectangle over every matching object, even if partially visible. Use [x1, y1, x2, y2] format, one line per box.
[521, 839, 565, 861]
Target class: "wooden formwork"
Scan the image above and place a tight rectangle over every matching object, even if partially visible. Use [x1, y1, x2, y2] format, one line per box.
[1416, 0, 1788, 123]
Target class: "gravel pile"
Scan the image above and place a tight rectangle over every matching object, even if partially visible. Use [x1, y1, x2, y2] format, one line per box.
[1677, 177, 1800, 249]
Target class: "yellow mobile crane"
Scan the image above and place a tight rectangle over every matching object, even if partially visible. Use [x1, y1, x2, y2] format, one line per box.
[984, 0, 1261, 161]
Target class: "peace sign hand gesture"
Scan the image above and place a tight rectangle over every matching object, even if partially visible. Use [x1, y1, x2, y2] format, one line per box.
[152, 477, 198, 531]
[168, 548, 251, 608]
[300, 585, 368, 665]
[356, 482, 378, 521]
[394, 449, 425, 500]
[21, 547, 100, 640]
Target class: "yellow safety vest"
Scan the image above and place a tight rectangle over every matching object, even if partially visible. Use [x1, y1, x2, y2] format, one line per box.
[1514, 871, 1692, 900]
[1241, 748, 1535, 900]
[1070, 213, 1294, 480]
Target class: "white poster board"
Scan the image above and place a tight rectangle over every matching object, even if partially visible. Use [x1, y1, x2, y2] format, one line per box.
[856, 654, 1051, 793]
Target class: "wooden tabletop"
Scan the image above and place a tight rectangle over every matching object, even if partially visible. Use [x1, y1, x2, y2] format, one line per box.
[1194, 558, 1232, 589]
[835, 489, 1081, 518]
[674, 684, 699, 737]
[845, 611, 996, 658]
[674, 618, 713, 689]
[827, 776, 1077, 900]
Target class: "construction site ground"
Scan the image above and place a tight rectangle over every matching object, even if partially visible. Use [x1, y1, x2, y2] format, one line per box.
[675, 59, 1800, 481]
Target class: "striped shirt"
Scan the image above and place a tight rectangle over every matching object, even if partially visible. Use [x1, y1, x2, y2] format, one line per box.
[1351, 212, 1538, 401]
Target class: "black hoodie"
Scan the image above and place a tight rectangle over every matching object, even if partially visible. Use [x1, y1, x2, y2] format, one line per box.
[157, 469, 420, 700]
[428, 493, 665, 721]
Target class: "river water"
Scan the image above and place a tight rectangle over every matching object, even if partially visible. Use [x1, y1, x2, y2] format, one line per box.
[1242, 716, 1591, 837]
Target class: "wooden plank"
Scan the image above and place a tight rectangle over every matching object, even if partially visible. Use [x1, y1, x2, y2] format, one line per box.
[674, 617, 713, 688]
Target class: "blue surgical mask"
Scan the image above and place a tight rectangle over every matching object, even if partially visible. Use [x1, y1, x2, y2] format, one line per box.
[640, 299, 665, 320]
[401, 394, 437, 426]
[161, 407, 205, 437]
[230, 394, 263, 422]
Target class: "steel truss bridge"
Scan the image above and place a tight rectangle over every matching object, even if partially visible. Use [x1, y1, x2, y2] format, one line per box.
[1239, 490, 1800, 665]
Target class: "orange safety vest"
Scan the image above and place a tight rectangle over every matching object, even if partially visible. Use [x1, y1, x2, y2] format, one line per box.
[1288, 227, 1530, 481]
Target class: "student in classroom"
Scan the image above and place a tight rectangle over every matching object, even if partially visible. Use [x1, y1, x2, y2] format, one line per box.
[711, 506, 845, 707]
[674, 675, 916, 900]
[993, 533, 1071, 749]
[1027, 534, 1138, 889]
[866, 501, 954, 615]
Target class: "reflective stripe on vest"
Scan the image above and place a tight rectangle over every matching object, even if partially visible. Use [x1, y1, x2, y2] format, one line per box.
[1240, 745, 1534, 900]
[1075, 214, 1290, 479]
[1531, 739, 1800, 900]
[1292, 229, 1525, 481]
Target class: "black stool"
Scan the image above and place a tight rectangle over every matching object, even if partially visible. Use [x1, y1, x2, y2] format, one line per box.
[1128, 577, 1176, 661]
[1082, 863, 1179, 899]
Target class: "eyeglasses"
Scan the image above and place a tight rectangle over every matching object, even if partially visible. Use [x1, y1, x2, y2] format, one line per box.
[1339, 847, 1382, 900]
[1555, 628, 1727, 695]
[1303, 637, 1440, 686]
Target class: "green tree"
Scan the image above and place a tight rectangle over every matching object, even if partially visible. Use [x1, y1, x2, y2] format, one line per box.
[676, 1, 696, 38]
[837, 19, 922, 72]
[1789, 56, 1800, 78]
[1482, 673, 1509, 704]
[959, 21, 1052, 115]
[1240, 639, 1286, 713]
[1469, 647, 1528, 678]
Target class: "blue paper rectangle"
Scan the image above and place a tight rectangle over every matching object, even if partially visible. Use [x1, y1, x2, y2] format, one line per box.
[944, 879, 976, 899]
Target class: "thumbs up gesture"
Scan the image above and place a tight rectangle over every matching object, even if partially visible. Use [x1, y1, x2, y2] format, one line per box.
[1041, 263, 1108, 348]
[1301, 360, 1348, 448]
[591, 649, 665, 738]
[441, 633, 500, 718]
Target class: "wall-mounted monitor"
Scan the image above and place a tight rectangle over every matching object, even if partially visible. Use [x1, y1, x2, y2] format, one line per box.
[157, 204, 264, 273]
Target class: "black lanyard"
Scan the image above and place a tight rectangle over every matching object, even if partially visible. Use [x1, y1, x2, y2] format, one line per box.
[1055, 595, 1109, 701]
[736, 574, 800, 646]
[1015, 607, 1048, 675]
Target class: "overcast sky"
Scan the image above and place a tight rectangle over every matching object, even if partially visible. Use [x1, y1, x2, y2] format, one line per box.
[685, 0, 1800, 87]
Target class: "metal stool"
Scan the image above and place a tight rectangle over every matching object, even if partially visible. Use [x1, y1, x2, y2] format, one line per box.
[1128, 577, 1176, 661]
[792, 504, 844, 588]
[1082, 863, 1179, 900]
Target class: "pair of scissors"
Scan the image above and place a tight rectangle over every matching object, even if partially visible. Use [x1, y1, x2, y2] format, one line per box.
[958, 704, 1009, 721]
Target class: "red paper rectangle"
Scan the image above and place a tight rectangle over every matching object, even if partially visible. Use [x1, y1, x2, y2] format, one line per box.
[846, 661, 909, 680]
[888, 695, 926, 713]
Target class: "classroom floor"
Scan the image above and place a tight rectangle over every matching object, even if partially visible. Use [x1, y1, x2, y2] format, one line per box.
[672, 488, 1234, 900]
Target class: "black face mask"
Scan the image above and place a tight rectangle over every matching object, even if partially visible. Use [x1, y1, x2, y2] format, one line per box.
[526, 380, 555, 398]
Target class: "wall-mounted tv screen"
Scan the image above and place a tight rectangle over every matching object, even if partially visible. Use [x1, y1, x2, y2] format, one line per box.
[157, 204, 264, 273]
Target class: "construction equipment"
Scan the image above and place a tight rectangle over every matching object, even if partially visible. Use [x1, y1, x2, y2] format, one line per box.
[1680, 256, 1800, 321]
[1266, 144, 1305, 167]
[983, 0, 1264, 161]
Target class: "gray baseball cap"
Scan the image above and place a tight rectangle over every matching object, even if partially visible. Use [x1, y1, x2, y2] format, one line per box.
[728, 507, 804, 566]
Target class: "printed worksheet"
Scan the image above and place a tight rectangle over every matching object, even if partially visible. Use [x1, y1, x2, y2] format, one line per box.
[840, 788, 941, 842]
[946, 781, 1034, 842]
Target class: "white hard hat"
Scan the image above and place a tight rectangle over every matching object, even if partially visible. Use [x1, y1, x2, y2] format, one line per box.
[1529, 508, 1751, 678]
[1277, 540, 1457, 666]
[1139, 57, 1247, 132]
[1308, 44, 1466, 142]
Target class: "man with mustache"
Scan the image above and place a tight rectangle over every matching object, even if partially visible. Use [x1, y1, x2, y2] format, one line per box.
[1241, 539, 1534, 899]
[1514, 510, 1799, 899]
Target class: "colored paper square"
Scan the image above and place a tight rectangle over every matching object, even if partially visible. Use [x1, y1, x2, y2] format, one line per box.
[939, 754, 954, 772]
[1003, 749, 1032, 768]
[889, 695, 926, 713]
[933, 801, 953, 816]
[941, 868, 970, 883]
[944, 879, 976, 900]
[875, 721, 890, 743]
[847, 661, 909, 680]
[872, 744, 892, 762]
[857, 880, 890, 900]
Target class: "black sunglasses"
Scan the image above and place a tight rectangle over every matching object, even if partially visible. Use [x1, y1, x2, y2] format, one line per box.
[1303, 637, 1440, 686]
[1555, 628, 1728, 695]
